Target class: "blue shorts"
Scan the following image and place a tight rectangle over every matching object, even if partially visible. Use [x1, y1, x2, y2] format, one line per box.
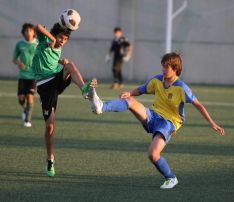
[143, 108, 175, 143]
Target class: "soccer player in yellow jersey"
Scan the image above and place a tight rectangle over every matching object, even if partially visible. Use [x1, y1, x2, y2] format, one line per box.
[89, 52, 225, 189]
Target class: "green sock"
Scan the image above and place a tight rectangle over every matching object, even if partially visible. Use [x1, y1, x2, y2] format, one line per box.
[81, 80, 91, 96]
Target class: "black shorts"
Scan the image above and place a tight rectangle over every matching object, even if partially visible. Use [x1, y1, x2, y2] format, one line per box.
[18, 79, 36, 96]
[37, 69, 71, 121]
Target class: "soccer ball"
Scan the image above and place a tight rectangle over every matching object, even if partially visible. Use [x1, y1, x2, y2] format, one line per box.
[59, 9, 81, 31]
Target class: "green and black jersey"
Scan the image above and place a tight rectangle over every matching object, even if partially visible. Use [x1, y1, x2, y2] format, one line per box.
[32, 31, 62, 81]
[13, 39, 38, 79]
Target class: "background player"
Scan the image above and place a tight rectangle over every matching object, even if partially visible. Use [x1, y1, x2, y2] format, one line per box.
[105, 27, 132, 89]
[89, 52, 225, 189]
[32, 23, 95, 177]
[13, 23, 38, 127]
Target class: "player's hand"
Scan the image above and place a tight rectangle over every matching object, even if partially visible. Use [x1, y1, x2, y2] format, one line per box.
[18, 62, 25, 70]
[48, 39, 56, 48]
[123, 54, 131, 62]
[105, 54, 111, 63]
[60, 58, 70, 65]
[210, 122, 225, 136]
[120, 91, 131, 99]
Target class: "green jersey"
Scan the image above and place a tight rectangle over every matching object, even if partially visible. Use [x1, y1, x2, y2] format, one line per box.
[32, 31, 62, 81]
[13, 39, 38, 79]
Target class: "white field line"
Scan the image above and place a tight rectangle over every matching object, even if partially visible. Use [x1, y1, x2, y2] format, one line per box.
[0, 92, 233, 107]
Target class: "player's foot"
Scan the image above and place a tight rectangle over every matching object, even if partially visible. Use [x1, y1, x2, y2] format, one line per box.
[110, 83, 119, 90]
[46, 159, 55, 177]
[82, 78, 97, 98]
[21, 112, 26, 122]
[24, 121, 32, 127]
[88, 85, 103, 114]
[119, 84, 124, 89]
[160, 177, 178, 189]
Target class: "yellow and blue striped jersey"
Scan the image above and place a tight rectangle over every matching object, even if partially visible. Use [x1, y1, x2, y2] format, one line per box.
[138, 74, 196, 131]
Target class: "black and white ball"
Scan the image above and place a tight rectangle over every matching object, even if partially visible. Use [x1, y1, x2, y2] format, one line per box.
[59, 9, 81, 31]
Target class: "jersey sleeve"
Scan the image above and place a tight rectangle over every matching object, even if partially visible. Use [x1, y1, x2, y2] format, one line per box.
[13, 42, 20, 60]
[183, 84, 196, 103]
[138, 78, 156, 94]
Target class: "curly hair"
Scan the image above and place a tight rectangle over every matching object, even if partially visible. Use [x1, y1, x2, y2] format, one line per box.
[50, 23, 71, 38]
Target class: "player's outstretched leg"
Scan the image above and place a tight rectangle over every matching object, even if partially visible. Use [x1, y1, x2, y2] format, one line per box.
[88, 85, 129, 114]
[63, 62, 98, 98]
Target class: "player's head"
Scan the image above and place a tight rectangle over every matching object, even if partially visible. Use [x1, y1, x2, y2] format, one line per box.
[21, 23, 35, 41]
[113, 27, 123, 39]
[161, 52, 182, 77]
[50, 23, 71, 48]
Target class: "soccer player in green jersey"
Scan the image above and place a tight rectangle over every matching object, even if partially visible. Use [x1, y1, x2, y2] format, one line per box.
[89, 52, 225, 189]
[32, 23, 95, 177]
[13, 23, 38, 127]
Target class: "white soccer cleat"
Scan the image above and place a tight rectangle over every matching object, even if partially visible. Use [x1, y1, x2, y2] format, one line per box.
[24, 122, 32, 128]
[160, 177, 178, 189]
[88, 87, 103, 114]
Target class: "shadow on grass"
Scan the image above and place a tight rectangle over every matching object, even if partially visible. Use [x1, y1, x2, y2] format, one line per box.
[0, 134, 233, 156]
[0, 114, 138, 125]
[0, 170, 233, 202]
[1, 114, 234, 129]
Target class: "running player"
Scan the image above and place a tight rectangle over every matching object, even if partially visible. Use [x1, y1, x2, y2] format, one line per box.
[105, 27, 132, 89]
[89, 52, 225, 189]
[13, 23, 38, 127]
[32, 23, 96, 177]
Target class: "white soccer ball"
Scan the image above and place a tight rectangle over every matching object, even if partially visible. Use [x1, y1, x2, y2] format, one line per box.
[59, 9, 81, 31]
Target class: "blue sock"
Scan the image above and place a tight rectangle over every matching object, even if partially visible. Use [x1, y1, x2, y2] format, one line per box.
[154, 156, 175, 179]
[102, 99, 129, 112]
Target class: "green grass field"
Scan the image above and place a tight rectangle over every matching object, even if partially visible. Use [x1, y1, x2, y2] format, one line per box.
[0, 80, 234, 202]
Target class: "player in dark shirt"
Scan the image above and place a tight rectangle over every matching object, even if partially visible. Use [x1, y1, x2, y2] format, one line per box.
[106, 27, 132, 89]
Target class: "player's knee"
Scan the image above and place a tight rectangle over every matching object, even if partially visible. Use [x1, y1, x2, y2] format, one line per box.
[148, 151, 160, 163]
[65, 61, 75, 70]
[18, 98, 25, 106]
[45, 123, 54, 135]
[125, 97, 137, 108]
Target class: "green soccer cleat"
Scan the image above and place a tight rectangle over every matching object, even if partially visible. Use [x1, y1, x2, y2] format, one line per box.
[46, 159, 55, 177]
[82, 78, 97, 98]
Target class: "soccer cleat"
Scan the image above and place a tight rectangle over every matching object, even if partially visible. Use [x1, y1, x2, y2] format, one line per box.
[46, 159, 55, 177]
[160, 177, 178, 189]
[82, 78, 97, 98]
[110, 83, 119, 90]
[88, 86, 103, 114]
[24, 122, 32, 127]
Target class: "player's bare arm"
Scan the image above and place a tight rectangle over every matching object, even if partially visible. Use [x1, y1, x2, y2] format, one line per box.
[13, 59, 25, 70]
[35, 24, 56, 48]
[58, 58, 70, 65]
[127, 44, 133, 57]
[192, 99, 225, 136]
[120, 88, 142, 99]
